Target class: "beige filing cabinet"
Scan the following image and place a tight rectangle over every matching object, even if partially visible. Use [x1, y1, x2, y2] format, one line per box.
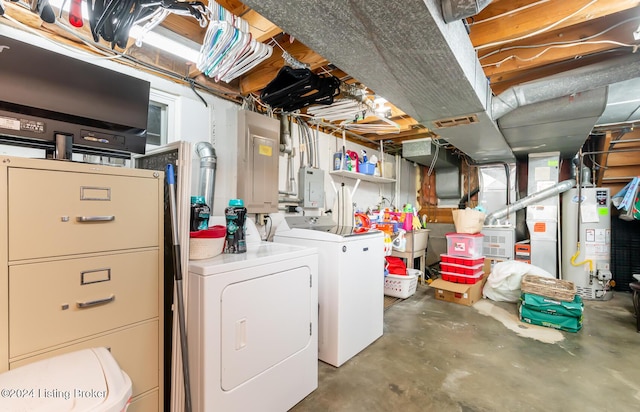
[0, 156, 164, 411]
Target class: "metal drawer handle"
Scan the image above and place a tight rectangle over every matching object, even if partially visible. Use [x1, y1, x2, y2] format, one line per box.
[76, 216, 115, 222]
[76, 294, 115, 308]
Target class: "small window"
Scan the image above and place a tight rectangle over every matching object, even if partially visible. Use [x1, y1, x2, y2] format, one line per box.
[147, 89, 177, 148]
[147, 101, 168, 147]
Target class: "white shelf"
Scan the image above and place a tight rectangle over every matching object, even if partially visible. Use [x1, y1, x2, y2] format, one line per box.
[329, 169, 395, 184]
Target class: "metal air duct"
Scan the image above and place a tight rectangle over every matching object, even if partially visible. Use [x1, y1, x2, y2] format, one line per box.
[492, 53, 640, 121]
[242, 0, 515, 163]
[195, 142, 217, 212]
[596, 77, 640, 126]
[498, 87, 608, 158]
[484, 179, 575, 226]
[441, 0, 493, 23]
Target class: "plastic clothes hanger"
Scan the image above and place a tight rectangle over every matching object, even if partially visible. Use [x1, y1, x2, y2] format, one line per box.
[196, 3, 273, 83]
[221, 39, 272, 82]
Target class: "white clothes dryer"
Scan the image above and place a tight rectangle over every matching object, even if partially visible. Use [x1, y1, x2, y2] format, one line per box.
[187, 241, 318, 412]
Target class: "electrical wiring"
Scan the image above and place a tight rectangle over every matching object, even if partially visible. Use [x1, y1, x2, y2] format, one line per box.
[475, 0, 599, 51]
[481, 40, 639, 68]
[468, 0, 550, 26]
[479, 15, 640, 61]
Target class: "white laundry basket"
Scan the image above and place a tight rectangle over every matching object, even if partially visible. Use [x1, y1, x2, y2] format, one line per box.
[0, 347, 132, 412]
[384, 269, 420, 299]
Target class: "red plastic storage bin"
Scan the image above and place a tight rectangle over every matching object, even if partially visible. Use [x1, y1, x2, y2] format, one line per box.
[440, 262, 484, 275]
[440, 254, 484, 267]
[440, 270, 484, 284]
[445, 233, 484, 258]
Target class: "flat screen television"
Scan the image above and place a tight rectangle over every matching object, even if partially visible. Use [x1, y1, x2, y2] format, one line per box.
[0, 35, 150, 157]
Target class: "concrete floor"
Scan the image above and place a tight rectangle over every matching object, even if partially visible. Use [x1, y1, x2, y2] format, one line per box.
[291, 285, 640, 412]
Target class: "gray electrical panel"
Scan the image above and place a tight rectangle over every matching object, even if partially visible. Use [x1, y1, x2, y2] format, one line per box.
[298, 166, 325, 208]
[237, 110, 280, 213]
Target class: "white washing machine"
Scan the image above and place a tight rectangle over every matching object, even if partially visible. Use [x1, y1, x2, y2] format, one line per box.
[187, 241, 318, 412]
[274, 216, 384, 367]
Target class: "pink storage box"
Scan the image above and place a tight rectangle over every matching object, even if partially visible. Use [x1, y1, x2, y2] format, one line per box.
[440, 270, 484, 284]
[440, 262, 484, 275]
[445, 232, 484, 258]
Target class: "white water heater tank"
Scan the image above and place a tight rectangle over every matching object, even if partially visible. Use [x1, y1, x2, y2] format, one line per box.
[561, 187, 612, 300]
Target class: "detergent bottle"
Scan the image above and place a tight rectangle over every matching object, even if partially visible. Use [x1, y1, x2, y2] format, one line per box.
[392, 229, 406, 252]
[346, 150, 359, 172]
[402, 204, 414, 231]
[383, 234, 393, 256]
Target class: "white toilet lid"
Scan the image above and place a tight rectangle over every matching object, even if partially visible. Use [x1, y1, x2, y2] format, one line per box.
[0, 347, 132, 412]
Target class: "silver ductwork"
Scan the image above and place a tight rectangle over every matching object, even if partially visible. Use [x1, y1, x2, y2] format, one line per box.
[484, 179, 576, 226]
[240, 1, 640, 163]
[242, 0, 515, 162]
[498, 87, 608, 158]
[492, 53, 640, 121]
[442, 0, 493, 23]
[195, 142, 217, 211]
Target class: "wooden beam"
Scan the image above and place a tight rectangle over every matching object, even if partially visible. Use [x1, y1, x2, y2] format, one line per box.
[365, 132, 435, 142]
[488, 50, 627, 94]
[606, 151, 640, 167]
[361, 127, 432, 140]
[601, 165, 640, 179]
[469, 0, 640, 49]
[242, 10, 283, 42]
[480, 13, 639, 80]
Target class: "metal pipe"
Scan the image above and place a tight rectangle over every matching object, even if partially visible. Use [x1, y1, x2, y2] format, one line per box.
[610, 138, 640, 145]
[442, 0, 493, 23]
[195, 142, 217, 213]
[280, 115, 292, 154]
[492, 53, 640, 120]
[280, 115, 297, 195]
[484, 179, 576, 225]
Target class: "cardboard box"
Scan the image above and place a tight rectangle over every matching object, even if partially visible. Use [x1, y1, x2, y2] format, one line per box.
[430, 259, 491, 306]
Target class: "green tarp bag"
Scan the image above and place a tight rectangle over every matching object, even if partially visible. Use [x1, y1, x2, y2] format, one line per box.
[519, 305, 583, 333]
[520, 293, 583, 318]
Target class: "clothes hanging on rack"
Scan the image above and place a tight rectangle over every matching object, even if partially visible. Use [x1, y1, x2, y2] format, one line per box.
[197, 1, 273, 83]
[260, 66, 341, 112]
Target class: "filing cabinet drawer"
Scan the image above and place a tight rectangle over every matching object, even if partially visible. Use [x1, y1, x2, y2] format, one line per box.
[128, 390, 159, 412]
[8, 168, 159, 260]
[9, 250, 158, 357]
[10, 321, 159, 398]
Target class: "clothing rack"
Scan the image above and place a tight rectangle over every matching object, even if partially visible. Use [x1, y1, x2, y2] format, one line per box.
[197, 1, 273, 83]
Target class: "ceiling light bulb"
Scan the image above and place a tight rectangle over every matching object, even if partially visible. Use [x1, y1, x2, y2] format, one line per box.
[129, 26, 200, 63]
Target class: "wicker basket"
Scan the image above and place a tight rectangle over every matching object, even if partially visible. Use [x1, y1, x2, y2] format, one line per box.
[521, 274, 576, 302]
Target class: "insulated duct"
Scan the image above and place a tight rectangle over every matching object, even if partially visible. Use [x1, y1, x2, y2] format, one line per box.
[242, 0, 514, 163]
[195, 142, 217, 212]
[492, 53, 640, 120]
[484, 179, 575, 226]
[441, 0, 493, 23]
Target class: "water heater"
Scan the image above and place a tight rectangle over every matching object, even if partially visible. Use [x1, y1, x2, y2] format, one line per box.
[561, 187, 612, 300]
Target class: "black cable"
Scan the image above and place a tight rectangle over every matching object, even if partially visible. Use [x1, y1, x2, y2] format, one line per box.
[189, 79, 208, 107]
[265, 215, 273, 241]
